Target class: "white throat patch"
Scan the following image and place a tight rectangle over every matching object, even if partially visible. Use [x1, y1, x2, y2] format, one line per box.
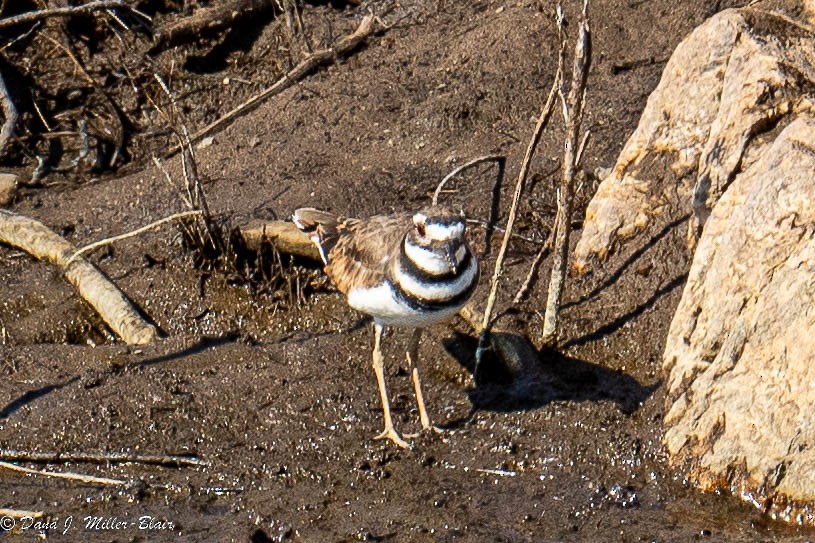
[404, 240, 451, 275]
[424, 222, 464, 241]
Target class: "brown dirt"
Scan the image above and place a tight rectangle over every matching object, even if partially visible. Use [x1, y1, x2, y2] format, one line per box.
[2, 0, 814, 541]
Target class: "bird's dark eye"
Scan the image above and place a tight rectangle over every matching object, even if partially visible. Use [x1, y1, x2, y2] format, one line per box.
[416, 222, 426, 237]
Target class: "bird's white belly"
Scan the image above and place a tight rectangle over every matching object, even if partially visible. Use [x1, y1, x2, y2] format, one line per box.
[346, 282, 462, 327]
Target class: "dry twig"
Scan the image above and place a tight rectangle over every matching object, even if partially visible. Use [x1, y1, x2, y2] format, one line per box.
[432, 155, 505, 206]
[0, 460, 126, 486]
[472, 42, 563, 381]
[0, 449, 208, 468]
[541, 0, 592, 346]
[512, 224, 556, 304]
[0, 210, 157, 345]
[66, 210, 203, 266]
[167, 13, 381, 155]
[153, 0, 273, 51]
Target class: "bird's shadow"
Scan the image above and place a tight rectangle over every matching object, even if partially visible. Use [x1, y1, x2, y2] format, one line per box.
[442, 331, 658, 426]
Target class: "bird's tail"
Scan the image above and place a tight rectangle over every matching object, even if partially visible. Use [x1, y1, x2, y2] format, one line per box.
[292, 208, 339, 265]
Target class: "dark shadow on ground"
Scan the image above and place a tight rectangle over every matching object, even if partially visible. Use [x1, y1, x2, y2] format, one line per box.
[0, 377, 80, 419]
[0, 335, 238, 420]
[442, 332, 659, 426]
[564, 214, 690, 310]
[563, 273, 687, 349]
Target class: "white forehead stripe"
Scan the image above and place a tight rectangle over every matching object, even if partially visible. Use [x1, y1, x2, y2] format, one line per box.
[425, 222, 464, 241]
[394, 258, 477, 302]
[404, 241, 450, 275]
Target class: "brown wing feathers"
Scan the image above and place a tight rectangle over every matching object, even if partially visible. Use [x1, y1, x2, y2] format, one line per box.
[293, 209, 411, 295]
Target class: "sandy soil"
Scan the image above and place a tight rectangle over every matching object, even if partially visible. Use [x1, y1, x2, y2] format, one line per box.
[2, 0, 815, 541]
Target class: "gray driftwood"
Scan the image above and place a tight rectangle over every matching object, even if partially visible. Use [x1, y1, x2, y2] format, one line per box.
[0, 210, 157, 345]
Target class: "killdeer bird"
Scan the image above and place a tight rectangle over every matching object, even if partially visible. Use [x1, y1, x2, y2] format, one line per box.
[292, 206, 479, 448]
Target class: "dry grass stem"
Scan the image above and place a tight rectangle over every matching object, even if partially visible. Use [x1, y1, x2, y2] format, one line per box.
[66, 210, 204, 266]
[0, 460, 127, 486]
[0, 449, 208, 468]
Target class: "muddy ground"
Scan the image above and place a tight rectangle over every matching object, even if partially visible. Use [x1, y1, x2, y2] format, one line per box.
[1, 0, 815, 541]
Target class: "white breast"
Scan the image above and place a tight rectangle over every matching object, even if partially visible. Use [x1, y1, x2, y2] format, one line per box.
[346, 282, 463, 327]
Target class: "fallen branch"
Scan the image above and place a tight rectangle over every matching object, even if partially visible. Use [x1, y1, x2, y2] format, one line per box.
[152, 0, 274, 52]
[0, 0, 142, 30]
[168, 13, 380, 155]
[472, 37, 563, 381]
[0, 449, 208, 468]
[0, 460, 126, 486]
[0, 68, 18, 157]
[0, 210, 157, 345]
[238, 220, 321, 261]
[541, 0, 592, 346]
[0, 507, 42, 519]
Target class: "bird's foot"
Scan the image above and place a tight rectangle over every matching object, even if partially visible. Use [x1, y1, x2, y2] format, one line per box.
[375, 428, 412, 449]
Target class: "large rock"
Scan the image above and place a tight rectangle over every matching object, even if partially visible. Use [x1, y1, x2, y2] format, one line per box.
[573, 3, 815, 523]
[664, 115, 815, 523]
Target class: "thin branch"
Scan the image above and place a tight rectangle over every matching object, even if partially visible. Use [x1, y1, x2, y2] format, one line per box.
[0, 449, 208, 468]
[432, 155, 505, 206]
[66, 210, 203, 266]
[465, 218, 547, 245]
[512, 222, 556, 304]
[167, 13, 380, 155]
[0, 0, 140, 30]
[473, 53, 563, 382]
[541, 0, 592, 346]
[0, 460, 126, 486]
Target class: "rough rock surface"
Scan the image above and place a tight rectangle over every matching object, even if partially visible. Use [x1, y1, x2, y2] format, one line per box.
[665, 115, 815, 523]
[574, 5, 815, 269]
[573, 2, 815, 523]
[0, 173, 16, 206]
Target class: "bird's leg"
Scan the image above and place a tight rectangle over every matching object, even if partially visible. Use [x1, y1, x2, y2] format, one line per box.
[404, 328, 443, 437]
[371, 323, 411, 449]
